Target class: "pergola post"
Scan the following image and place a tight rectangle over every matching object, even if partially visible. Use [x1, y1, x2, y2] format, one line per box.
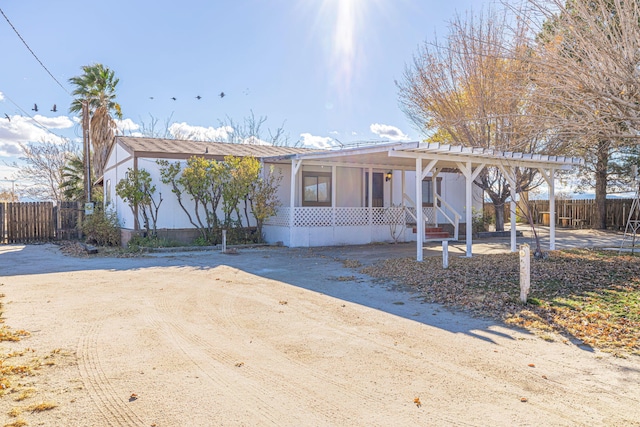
[539, 167, 557, 250]
[457, 161, 486, 257]
[416, 158, 423, 261]
[549, 168, 556, 250]
[498, 164, 518, 253]
[465, 163, 473, 257]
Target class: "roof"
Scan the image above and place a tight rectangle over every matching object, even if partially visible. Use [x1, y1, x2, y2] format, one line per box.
[115, 136, 319, 159]
[263, 141, 584, 170]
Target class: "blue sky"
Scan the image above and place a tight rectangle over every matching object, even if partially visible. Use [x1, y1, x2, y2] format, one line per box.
[0, 0, 490, 186]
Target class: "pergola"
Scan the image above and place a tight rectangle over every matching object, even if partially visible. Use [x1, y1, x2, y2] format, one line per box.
[267, 141, 583, 260]
[388, 142, 583, 260]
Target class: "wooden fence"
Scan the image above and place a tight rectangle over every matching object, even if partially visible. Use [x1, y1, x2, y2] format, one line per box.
[0, 201, 83, 244]
[484, 198, 635, 230]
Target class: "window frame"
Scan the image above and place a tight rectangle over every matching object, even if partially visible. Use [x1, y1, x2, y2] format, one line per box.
[302, 171, 332, 207]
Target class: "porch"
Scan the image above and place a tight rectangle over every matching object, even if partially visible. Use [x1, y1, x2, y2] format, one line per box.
[264, 205, 459, 247]
[262, 141, 583, 260]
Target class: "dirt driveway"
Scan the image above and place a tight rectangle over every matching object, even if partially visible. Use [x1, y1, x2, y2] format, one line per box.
[0, 243, 639, 426]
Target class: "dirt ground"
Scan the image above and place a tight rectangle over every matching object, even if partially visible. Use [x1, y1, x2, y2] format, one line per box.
[0, 242, 639, 426]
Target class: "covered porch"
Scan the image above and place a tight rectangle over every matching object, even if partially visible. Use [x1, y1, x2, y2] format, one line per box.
[262, 142, 582, 260]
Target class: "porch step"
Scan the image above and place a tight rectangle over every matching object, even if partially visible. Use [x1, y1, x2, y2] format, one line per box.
[411, 226, 453, 240]
[425, 231, 451, 239]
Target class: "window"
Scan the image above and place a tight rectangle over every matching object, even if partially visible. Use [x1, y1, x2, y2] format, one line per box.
[422, 177, 442, 207]
[364, 172, 384, 207]
[302, 172, 331, 206]
[106, 179, 112, 206]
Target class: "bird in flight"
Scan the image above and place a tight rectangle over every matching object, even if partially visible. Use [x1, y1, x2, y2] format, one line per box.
[51, 104, 57, 112]
[149, 96, 154, 100]
[171, 97, 177, 101]
[219, 92, 225, 98]
[196, 95, 202, 100]
[32, 104, 38, 112]
[3, 113, 10, 121]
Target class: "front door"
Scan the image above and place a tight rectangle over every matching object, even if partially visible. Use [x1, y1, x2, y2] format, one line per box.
[365, 172, 384, 207]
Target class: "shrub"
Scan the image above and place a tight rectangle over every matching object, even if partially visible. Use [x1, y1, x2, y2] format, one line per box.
[82, 209, 121, 246]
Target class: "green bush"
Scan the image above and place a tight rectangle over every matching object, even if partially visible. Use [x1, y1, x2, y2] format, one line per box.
[127, 235, 181, 251]
[82, 209, 121, 246]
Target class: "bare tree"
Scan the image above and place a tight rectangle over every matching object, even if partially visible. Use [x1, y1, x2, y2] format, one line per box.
[10, 139, 80, 203]
[522, 0, 640, 228]
[398, 7, 551, 231]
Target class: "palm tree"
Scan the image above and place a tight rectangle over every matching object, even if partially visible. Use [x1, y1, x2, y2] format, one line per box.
[69, 64, 122, 179]
[59, 153, 86, 202]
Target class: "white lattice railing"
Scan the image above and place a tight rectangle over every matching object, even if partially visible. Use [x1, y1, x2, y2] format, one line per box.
[265, 207, 406, 227]
[405, 207, 436, 224]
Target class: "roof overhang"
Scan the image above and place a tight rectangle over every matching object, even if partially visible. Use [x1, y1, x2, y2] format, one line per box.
[262, 141, 583, 171]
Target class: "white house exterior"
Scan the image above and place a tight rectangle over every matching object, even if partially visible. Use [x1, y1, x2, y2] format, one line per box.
[102, 137, 582, 260]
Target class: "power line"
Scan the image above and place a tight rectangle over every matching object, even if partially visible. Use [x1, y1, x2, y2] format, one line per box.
[2, 92, 71, 142]
[0, 7, 70, 95]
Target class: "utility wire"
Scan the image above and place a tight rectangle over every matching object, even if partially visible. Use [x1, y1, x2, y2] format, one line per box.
[2, 92, 71, 142]
[0, 7, 70, 95]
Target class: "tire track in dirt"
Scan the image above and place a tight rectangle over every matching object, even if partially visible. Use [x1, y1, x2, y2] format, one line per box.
[153, 294, 367, 425]
[212, 282, 587, 426]
[144, 300, 291, 426]
[157, 282, 460, 425]
[77, 321, 146, 427]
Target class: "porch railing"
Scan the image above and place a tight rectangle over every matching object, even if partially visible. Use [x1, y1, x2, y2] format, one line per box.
[265, 207, 406, 228]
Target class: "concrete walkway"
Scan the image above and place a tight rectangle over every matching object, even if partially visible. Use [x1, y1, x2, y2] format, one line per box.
[307, 225, 626, 265]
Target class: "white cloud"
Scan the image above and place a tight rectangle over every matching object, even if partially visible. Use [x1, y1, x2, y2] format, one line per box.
[168, 122, 234, 141]
[0, 91, 5, 102]
[299, 133, 337, 149]
[0, 114, 73, 157]
[242, 135, 270, 146]
[369, 123, 409, 141]
[116, 118, 140, 135]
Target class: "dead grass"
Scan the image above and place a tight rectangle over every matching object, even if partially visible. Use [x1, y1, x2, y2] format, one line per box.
[362, 249, 640, 356]
[0, 290, 64, 425]
[3, 418, 27, 427]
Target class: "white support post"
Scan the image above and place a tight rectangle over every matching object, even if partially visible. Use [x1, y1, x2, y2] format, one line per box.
[465, 163, 473, 257]
[442, 240, 449, 269]
[331, 165, 337, 227]
[539, 167, 556, 251]
[457, 161, 485, 258]
[519, 243, 530, 303]
[402, 170, 407, 238]
[432, 168, 439, 227]
[498, 164, 518, 253]
[549, 169, 556, 250]
[510, 187, 517, 252]
[289, 160, 301, 244]
[416, 158, 424, 262]
[368, 167, 373, 227]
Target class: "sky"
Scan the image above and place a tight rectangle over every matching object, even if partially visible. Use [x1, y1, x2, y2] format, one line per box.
[0, 0, 491, 190]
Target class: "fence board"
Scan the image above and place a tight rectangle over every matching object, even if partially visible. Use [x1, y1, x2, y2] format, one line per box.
[484, 198, 635, 230]
[4, 202, 55, 243]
